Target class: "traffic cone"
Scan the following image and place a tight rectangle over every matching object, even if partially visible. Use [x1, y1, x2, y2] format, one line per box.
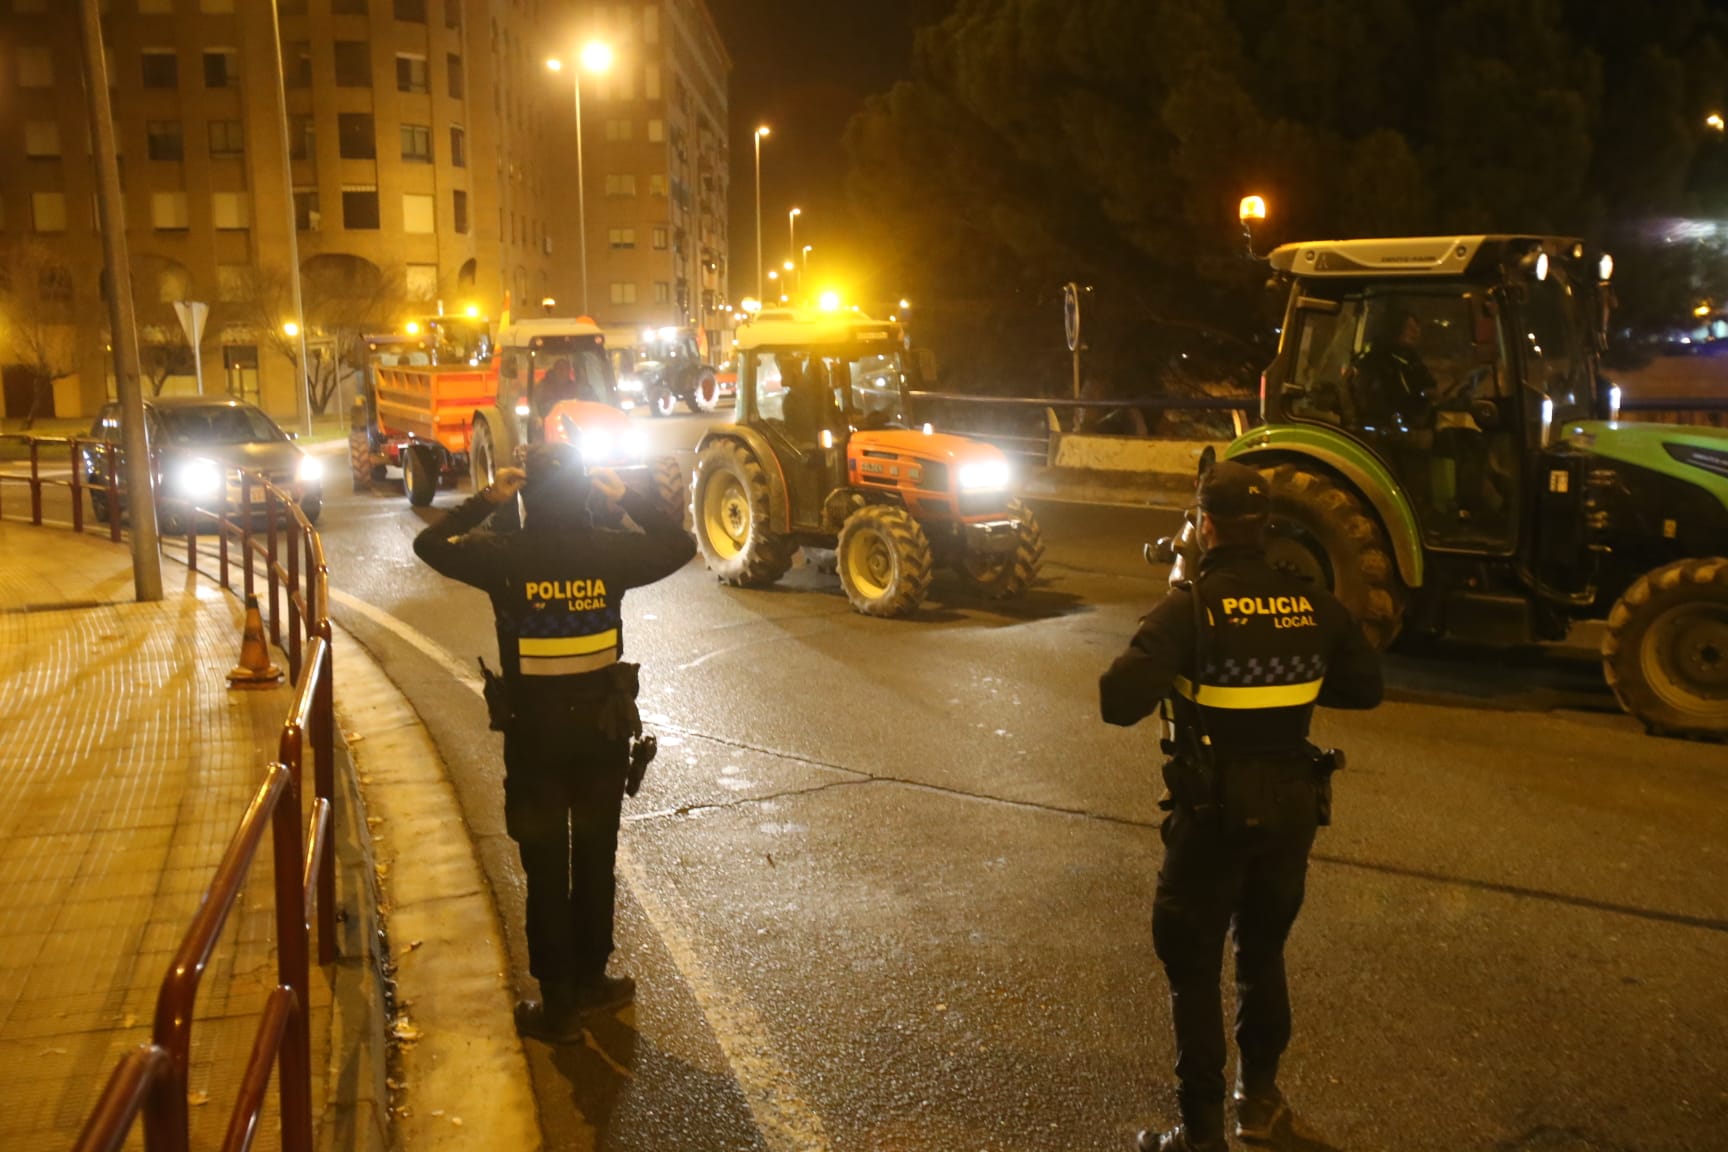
[228, 594, 284, 689]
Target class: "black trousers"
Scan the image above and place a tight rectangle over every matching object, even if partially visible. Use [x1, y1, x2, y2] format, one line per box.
[1151, 803, 1317, 1138]
[502, 711, 629, 988]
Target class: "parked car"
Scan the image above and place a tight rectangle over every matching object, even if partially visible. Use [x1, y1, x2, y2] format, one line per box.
[84, 396, 324, 532]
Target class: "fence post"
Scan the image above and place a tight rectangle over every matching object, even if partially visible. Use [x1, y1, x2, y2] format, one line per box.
[269, 765, 314, 1152]
[106, 447, 122, 543]
[69, 439, 85, 533]
[241, 473, 255, 601]
[314, 626, 336, 965]
[29, 439, 43, 525]
[285, 519, 302, 684]
[266, 490, 282, 649]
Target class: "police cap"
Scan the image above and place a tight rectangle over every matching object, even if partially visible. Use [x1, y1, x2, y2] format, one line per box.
[1196, 460, 1269, 518]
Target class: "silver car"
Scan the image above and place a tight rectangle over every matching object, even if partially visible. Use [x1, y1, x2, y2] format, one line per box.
[84, 396, 324, 532]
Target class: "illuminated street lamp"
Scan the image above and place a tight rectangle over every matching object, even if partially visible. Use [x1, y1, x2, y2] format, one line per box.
[282, 321, 300, 337]
[754, 126, 771, 298]
[547, 40, 614, 315]
[1709, 113, 1725, 132]
[788, 207, 802, 292]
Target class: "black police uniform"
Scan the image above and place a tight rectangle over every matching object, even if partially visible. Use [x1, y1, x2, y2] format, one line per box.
[1100, 463, 1382, 1150]
[414, 448, 694, 1024]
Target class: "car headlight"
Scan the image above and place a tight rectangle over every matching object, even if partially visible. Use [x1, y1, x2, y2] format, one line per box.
[178, 458, 223, 500]
[296, 456, 324, 484]
[618, 375, 643, 393]
[957, 459, 1011, 491]
[579, 429, 613, 463]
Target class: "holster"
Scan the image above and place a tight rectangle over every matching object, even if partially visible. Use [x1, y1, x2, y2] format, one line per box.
[477, 657, 511, 732]
[1159, 755, 1220, 821]
[1311, 746, 1346, 827]
[595, 661, 643, 742]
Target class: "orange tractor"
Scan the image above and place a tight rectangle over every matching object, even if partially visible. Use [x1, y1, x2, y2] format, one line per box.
[691, 311, 1044, 616]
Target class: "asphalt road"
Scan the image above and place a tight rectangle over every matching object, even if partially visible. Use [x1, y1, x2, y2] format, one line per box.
[13, 414, 1728, 1151]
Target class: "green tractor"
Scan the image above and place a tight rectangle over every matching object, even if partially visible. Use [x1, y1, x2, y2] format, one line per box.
[1174, 235, 1728, 739]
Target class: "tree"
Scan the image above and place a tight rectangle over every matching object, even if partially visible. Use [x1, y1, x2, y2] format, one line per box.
[0, 243, 79, 427]
[243, 259, 412, 417]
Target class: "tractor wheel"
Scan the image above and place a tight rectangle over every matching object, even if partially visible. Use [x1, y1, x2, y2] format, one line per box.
[1602, 557, 1728, 739]
[952, 498, 1045, 600]
[689, 369, 721, 414]
[838, 504, 934, 618]
[1259, 462, 1407, 649]
[651, 388, 678, 419]
[471, 416, 502, 491]
[649, 455, 691, 531]
[403, 443, 439, 507]
[349, 427, 373, 493]
[692, 441, 791, 587]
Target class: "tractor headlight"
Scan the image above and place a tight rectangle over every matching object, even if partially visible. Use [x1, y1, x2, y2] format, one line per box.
[296, 455, 324, 484]
[178, 458, 223, 500]
[579, 429, 613, 463]
[618, 375, 644, 393]
[958, 460, 1011, 491]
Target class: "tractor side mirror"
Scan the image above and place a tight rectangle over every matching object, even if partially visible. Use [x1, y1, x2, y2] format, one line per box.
[1469, 399, 1501, 430]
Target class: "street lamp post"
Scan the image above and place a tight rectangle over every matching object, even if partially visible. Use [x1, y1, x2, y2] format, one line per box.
[548, 42, 614, 317]
[801, 244, 812, 296]
[754, 126, 771, 299]
[788, 207, 801, 301]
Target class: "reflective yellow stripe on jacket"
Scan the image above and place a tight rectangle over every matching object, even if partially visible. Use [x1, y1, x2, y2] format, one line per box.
[519, 629, 619, 676]
[1173, 675, 1322, 710]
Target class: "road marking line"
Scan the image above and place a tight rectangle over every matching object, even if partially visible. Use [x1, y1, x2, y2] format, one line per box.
[327, 586, 833, 1152]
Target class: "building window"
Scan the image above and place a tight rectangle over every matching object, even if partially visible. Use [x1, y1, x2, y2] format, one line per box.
[396, 53, 428, 93]
[452, 189, 468, 233]
[146, 120, 184, 161]
[446, 54, 464, 98]
[208, 120, 244, 159]
[285, 40, 312, 87]
[201, 0, 237, 12]
[217, 264, 250, 302]
[31, 192, 67, 233]
[212, 192, 250, 230]
[400, 123, 432, 163]
[605, 118, 633, 142]
[608, 228, 636, 249]
[394, 0, 426, 21]
[24, 121, 61, 159]
[407, 263, 438, 300]
[609, 282, 638, 305]
[151, 191, 190, 231]
[141, 49, 178, 89]
[652, 226, 668, 250]
[645, 64, 661, 100]
[289, 115, 314, 160]
[449, 125, 466, 167]
[338, 113, 376, 159]
[648, 173, 666, 197]
[203, 49, 238, 88]
[654, 281, 671, 305]
[342, 187, 380, 230]
[444, 0, 460, 28]
[402, 193, 435, 233]
[332, 0, 367, 13]
[17, 46, 54, 88]
[293, 188, 320, 231]
[334, 41, 371, 87]
[605, 173, 636, 197]
[39, 263, 72, 302]
[647, 118, 665, 143]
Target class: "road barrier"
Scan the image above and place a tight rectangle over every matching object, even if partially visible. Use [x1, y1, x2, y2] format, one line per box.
[1, 435, 337, 1152]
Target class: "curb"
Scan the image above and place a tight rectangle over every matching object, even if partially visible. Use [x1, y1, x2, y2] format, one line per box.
[329, 625, 542, 1151]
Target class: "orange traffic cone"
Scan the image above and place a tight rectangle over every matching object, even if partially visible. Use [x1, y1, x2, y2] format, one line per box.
[228, 594, 284, 689]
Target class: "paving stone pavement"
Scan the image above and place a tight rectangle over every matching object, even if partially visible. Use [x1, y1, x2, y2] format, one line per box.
[0, 523, 332, 1152]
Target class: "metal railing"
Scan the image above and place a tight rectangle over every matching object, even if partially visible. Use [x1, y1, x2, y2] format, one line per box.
[0, 435, 337, 1152]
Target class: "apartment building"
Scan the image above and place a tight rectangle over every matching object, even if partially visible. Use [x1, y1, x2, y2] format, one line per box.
[0, 0, 730, 424]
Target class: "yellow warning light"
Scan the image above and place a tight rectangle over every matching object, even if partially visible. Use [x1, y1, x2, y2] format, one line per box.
[1239, 195, 1267, 222]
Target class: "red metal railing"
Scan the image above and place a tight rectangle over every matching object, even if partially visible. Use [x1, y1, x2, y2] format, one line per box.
[1, 434, 338, 1152]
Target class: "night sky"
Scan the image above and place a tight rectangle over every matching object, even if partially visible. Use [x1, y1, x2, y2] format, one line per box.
[705, 0, 947, 306]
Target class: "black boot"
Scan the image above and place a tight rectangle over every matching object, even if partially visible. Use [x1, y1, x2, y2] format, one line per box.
[514, 982, 586, 1043]
[1133, 1124, 1229, 1152]
[1234, 1083, 1294, 1146]
[572, 972, 636, 1017]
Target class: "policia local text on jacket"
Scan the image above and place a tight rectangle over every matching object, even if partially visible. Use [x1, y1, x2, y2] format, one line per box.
[414, 445, 695, 1041]
[1099, 461, 1382, 1152]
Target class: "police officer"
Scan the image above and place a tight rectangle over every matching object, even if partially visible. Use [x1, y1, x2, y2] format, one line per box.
[1100, 460, 1383, 1152]
[415, 443, 695, 1041]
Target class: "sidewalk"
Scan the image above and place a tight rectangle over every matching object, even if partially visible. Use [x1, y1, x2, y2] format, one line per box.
[0, 522, 535, 1151]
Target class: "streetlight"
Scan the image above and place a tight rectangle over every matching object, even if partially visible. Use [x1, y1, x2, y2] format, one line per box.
[754, 126, 771, 298]
[548, 40, 614, 315]
[1709, 113, 1725, 132]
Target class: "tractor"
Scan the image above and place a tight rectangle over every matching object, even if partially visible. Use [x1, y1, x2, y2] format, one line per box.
[1162, 235, 1728, 739]
[690, 310, 1045, 616]
[608, 326, 724, 417]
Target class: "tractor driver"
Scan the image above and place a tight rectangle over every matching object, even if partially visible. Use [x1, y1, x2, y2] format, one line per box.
[1350, 307, 1437, 434]
[535, 357, 578, 421]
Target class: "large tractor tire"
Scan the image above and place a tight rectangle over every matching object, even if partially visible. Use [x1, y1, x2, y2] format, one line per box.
[837, 504, 934, 618]
[1259, 462, 1407, 649]
[470, 413, 506, 491]
[403, 443, 439, 507]
[349, 427, 373, 493]
[689, 368, 721, 414]
[651, 387, 678, 418]
[952, 498, 1045, 600]
[692, 441, 791, 587]
[1602, 557, 1728, 740]
[649, 455, 691, 531]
